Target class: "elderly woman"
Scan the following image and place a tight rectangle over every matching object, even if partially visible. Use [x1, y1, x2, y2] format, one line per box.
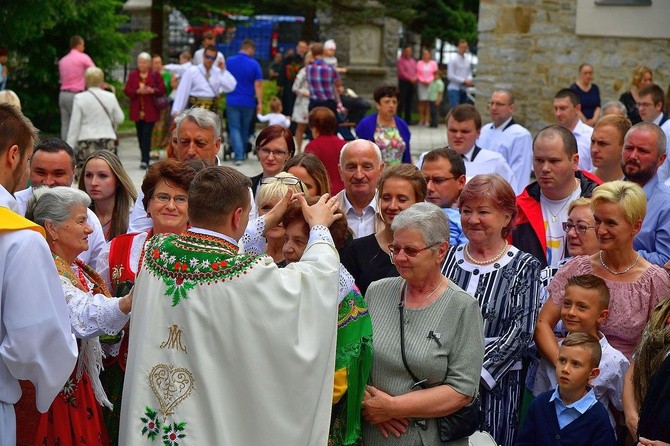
[281, 197, 372, 445]
[362, 202, 484, 446]
[341, 164, 427, 296]
[619, 65, 654, 125]
[78, 150, 137, 241]
[124, 51, 167, 169]
[355, 84, 411, 165]
[67, 67, 124, 172]
[536, 181, 670, 363]
[440, 174, 541, 445]
[255, 171, 307, 263]
[591, 114, 631, 183]
[96, 158, 198, 443]
[25, 187, 133, 445]
[284, 152, 332, 196]
[249, 124, 296, 196]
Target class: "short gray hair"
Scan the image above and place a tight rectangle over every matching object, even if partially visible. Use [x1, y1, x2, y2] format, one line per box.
[84, 66, 104, 88]
[339, 139, 383, 165]
[391, 202, 449, 247]
[602, 101, 627, 118]
[137, 52, 151, 63]
[26, 186, 91, 227]
[175, 107, 221, 141]
[625, 122, 667, 157]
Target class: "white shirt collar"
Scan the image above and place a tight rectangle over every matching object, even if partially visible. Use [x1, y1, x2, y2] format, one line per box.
[492, 116, 513, 131]
[461, 145, 476, 162]
[0, 185, 19, 212]
[342, 190, 377, 215]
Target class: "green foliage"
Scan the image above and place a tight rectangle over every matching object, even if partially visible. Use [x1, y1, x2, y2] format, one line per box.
[409, 0, 478, 50]
[0, 0, 149, 132]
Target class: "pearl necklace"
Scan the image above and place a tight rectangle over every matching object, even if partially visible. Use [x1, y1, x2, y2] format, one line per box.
[599, 250, 640, 276]
[464, 242, 508, 265]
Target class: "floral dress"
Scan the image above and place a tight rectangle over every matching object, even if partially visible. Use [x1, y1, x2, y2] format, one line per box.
[373, 124, 406, 165]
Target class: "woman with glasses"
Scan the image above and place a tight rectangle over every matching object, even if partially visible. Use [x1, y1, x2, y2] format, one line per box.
[249, 125, 296, 197]
[95, 159, 199, 443]
[440, 174, 541, 446]
[255, 172, 306, 264]
[341, 164, 426, 296]
[362, 202, 484, 446]
[78, 150, 137, 242]
[536, 181, 670, 363]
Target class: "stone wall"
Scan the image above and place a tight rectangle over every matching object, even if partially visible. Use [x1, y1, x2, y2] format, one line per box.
[317, 8, 401, 100]
[477, 0, 670, 134]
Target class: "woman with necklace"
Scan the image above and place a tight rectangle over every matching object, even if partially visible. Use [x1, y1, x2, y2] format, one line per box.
[25, 187, 133, 445]
[536, 181, 670, 363]
[440, 174, 541, 446]
[362, 202, 484, 446]
[78, 150, 137, 242]
[355, 84, 412, 166]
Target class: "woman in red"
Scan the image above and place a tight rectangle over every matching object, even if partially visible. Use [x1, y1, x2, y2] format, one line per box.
[97, 159, 197, 444]
[26, 187, 134, 445]
[124, 52, 166, 170]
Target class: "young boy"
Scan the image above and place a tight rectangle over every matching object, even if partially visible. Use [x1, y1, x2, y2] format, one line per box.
[532, 274, 629, 428]
[517, 332, 616, 445]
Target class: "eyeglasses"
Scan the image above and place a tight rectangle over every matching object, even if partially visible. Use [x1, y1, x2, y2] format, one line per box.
[636, 102, 655, 108]
[562, 222, 595, 235]
[388, 242, 441, 257]
[260, 176, 305, 193]
[423, 176, 455, 185]
[257, 147, 288, 157]
[487, 102, 509, 107]
[153, 193, 188, 206]
[204, 54, 217, 61]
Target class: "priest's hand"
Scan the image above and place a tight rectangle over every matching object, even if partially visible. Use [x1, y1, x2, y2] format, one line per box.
[297, 193, 342, 228]
[262, 190, 294, 235]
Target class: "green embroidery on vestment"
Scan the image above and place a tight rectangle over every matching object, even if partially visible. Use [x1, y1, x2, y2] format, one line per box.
[144, 232, 260, 306]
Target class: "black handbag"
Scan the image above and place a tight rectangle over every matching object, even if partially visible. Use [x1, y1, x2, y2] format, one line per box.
[398, 283, 481, 442]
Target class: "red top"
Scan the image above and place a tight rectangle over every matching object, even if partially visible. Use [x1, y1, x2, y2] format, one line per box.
[305, 135, 346, 195]
[124, 69, 166, 122]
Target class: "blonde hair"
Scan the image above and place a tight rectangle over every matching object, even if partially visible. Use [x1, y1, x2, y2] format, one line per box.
[84, 66, 104, 88]
[269, 96, 282, 113]
[631, 65, 652, 88]
[591, 180, 646, 227]
[0, 90, 21, 110]
[568, 197, 591, 215]
[255, 172, 306, 209]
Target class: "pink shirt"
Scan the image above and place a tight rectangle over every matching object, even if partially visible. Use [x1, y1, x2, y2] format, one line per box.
[396, 56, 417, 82]
[59, 49, 95, 92]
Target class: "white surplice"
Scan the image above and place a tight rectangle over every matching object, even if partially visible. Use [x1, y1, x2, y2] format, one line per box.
[119, 226, 339, 445]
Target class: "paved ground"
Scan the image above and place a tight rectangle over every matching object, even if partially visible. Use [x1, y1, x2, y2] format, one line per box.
[117, 124, 447, 189]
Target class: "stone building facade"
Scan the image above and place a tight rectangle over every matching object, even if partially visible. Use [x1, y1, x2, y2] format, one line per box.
[477, 0, 670, 134]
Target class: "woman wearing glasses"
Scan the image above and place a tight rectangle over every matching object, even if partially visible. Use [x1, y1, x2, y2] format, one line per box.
[362, 202, 484, 446]
[440, 174, 541, 446]
[95, 159, 199, 443]
[249, 125, 295, 196]
[255, 172, 306, 264]
[341, 164, 426, 296]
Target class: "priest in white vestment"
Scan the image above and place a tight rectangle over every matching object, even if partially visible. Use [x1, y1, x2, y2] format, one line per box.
[120, 166, 342, 445]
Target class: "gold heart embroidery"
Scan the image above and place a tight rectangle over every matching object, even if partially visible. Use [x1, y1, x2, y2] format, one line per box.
[149, 364, 195, 416]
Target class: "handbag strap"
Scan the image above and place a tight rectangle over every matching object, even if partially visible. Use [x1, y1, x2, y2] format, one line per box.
[198, 66, 220, 98]
[88, 90, 115, 129]
[398, 282, 449, 389]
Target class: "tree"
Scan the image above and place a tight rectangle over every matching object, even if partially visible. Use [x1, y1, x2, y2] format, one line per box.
[0, 0, 148, 132]
[409, 0, 478, 54]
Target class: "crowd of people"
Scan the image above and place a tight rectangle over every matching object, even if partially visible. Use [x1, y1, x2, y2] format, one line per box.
[2, 30, 670, 446]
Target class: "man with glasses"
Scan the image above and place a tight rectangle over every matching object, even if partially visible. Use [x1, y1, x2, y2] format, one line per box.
[171, 45, 236, 116]
[192, 31, 225, 67]
[622, 122, 670, 266]
[478, 90, 533, 194]
[226, 39, 263, 165]
[420, 148, 467, 245]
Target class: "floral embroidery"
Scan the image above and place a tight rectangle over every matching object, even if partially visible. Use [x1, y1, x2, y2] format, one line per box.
[141, 406, 162, 440]
[162, 421, 187, 445]
[144, 232, 261, 306]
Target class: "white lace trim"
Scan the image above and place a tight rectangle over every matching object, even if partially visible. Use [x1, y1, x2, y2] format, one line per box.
[308, 225, 333, 246]
[240, 215, 266, 255]
[338, 264, 355, 304]
[76, 337, 113, 409]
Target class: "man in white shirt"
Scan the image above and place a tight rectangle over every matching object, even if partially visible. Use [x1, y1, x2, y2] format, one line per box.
[335, 139, 384, 238]
[192, 31, 225, 67]
[0, 104, 77, 446]
[14, 138, 106, 269]
[446, 104, 516, 188]
[446, 39, 474, 107]
[171, 46, 236, 116]
[478, 90, 533, 194]
[636, 84, 670, 183]
[554, 88, 594, 171]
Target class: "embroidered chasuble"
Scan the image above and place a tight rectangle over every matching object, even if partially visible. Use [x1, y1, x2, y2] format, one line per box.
[119, 229, 340, 445]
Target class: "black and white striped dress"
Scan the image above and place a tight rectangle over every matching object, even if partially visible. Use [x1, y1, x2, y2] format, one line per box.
[441, 244, 541, 446]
